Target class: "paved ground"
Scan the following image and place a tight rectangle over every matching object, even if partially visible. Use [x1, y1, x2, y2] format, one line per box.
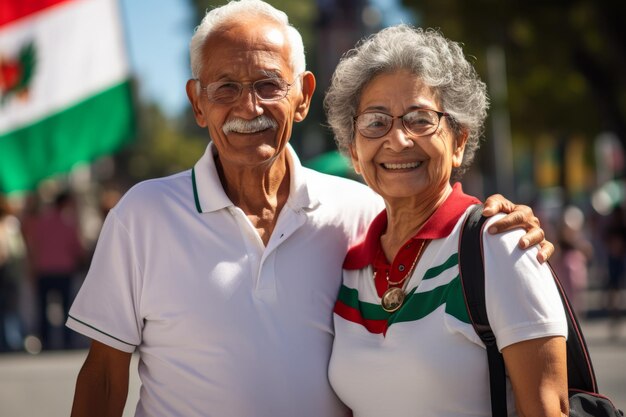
[0, 318, 625, 417]
[576, 317, 626, 406]
[0, 349, 140, 417]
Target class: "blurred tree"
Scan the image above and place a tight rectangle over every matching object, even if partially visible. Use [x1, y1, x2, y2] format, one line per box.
[116, 100, 207, 185]
[403, 0, 626, 151]
[187, 0, 315, 51]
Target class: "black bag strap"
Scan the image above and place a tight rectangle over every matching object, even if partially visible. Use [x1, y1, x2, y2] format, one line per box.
[458, 204, 508, 417]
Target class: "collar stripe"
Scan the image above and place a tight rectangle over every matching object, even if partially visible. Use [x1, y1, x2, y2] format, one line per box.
[191, 167, 202, 213]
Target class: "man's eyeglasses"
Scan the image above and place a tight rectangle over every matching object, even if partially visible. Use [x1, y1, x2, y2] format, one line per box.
[354, 109, 449, 139]
[198, 77, 295, 104]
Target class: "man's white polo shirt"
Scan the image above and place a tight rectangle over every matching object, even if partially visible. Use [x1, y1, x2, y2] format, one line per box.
[67, 143, 383, 417]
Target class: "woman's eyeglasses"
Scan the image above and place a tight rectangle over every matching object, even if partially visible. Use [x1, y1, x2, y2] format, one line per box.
[354, 108, 448, 139]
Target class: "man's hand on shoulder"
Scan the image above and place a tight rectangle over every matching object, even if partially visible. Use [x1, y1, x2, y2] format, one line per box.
[482, 194, 553, 263]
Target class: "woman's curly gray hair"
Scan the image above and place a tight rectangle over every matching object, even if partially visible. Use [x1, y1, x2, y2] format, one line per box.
[324, 25, 489, 179]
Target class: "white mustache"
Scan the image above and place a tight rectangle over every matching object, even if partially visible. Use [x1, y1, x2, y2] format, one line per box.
[222, 116, 278, 135]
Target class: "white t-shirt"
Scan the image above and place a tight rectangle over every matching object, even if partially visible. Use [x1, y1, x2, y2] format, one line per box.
[329, 189, 567, 417]
[67, 143, 383, 417]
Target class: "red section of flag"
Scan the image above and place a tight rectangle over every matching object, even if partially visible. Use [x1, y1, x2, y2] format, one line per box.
[0, 0, 74, 27]
[0, 60, 22, 90]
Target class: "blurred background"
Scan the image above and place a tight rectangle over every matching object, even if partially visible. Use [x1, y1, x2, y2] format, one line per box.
[0, 0, 625, 415]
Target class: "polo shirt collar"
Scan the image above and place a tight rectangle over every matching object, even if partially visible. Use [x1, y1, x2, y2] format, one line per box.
[343, 183, 480, 269]
[191, 143, 319, 213]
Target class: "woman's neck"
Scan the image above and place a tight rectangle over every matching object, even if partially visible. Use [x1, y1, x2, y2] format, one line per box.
[380, 184, 453, 262]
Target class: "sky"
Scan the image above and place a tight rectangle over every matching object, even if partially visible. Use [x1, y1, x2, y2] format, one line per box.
[118, 0, 414, 118]
[119, 0, 194, 117]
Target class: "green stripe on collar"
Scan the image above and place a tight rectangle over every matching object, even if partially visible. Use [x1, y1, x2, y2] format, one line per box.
[191, 167, 202, 213]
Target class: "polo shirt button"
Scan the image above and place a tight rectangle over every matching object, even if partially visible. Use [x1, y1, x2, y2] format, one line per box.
[398, 265, 405, 272]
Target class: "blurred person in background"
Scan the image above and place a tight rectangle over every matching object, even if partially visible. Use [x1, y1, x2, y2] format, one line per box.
[603, 206, 626, 339]
[0, 196, 27, 352]
[23, 191, 85, 350]
[553, 208, 593, 317]
[66, 1, 553, 416]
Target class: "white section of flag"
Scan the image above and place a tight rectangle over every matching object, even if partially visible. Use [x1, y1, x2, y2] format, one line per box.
[0, 0, 130, 133]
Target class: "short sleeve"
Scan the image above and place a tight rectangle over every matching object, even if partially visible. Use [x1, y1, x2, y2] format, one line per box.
[66, 209, 143, 353]
[482, 215, 567, 351]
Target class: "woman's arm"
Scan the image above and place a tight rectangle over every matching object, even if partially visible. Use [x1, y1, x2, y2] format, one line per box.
[481, 216, 569, 417]
[502, 336, 568, 417]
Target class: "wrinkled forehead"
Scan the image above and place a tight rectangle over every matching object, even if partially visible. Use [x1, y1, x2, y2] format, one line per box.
[358, 70, 441, 112]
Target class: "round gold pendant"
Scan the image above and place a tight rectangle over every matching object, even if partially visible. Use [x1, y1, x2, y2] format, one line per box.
[381, 287, 405, 313]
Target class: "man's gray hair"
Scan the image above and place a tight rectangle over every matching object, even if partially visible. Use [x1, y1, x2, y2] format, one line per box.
[189, 0, 306, 79]
[324, 25, 489, 178]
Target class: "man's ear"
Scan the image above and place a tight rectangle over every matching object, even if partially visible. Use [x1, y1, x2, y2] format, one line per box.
[293, 71, 316, 122]
[452, 129, 469, 168]
[349, 143, 362, 175]
[186, 79, 207, 128]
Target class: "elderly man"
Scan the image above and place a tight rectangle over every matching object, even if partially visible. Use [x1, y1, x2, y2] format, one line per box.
[67, 1, 550, 416]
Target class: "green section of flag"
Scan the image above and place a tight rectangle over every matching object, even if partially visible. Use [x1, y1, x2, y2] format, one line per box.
[0, 81, 134, 193]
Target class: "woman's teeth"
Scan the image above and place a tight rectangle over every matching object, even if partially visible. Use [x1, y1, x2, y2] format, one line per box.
[383, 161, 421, 170]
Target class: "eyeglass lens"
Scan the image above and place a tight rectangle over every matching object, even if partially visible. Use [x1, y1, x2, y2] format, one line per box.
[205, 78, 289, 103]
[355, 109, 442, 138]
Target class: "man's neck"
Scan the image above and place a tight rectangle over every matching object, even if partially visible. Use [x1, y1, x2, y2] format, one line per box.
[216, 152, 291, 246]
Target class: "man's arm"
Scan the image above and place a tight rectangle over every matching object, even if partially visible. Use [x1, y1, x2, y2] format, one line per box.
[482, 194, 553, 263]
[71, 340, 132, 417]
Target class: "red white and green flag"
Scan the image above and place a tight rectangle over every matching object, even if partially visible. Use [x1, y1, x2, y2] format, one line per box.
[0, 0, 134, 193]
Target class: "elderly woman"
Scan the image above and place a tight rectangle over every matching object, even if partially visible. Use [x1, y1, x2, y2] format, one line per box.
[325, 26, 568, 417]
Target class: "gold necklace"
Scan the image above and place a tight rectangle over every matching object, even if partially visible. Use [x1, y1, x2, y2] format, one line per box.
[376, 240, 426, 313]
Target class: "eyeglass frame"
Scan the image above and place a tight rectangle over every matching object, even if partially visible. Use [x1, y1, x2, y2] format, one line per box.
[353, 108, 450, 139]
[195, 75, 299, 104]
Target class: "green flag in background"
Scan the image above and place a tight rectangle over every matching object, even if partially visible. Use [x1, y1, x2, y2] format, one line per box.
[0, 0, 135, 193]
